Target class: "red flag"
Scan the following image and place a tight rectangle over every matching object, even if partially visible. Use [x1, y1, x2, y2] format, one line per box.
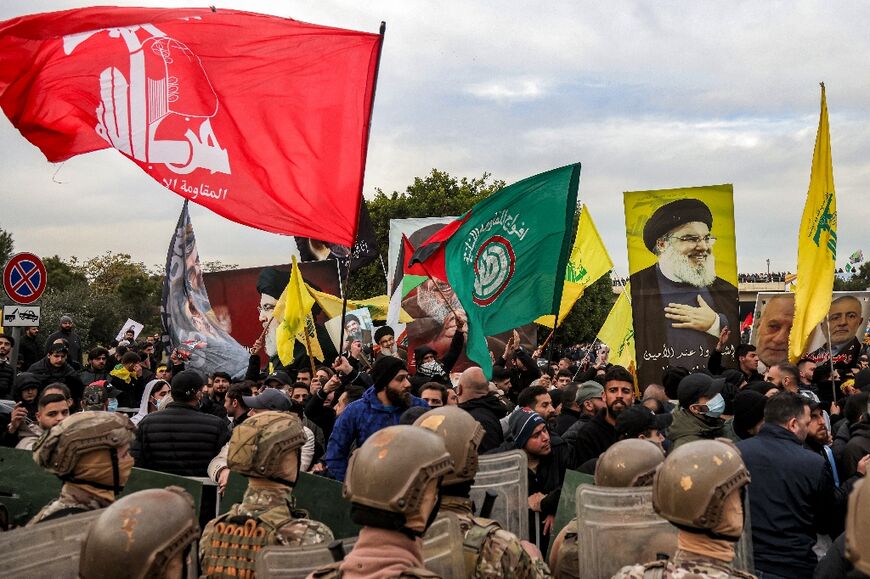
[740, 312, 753, 332]
[0, 7, 382, 247]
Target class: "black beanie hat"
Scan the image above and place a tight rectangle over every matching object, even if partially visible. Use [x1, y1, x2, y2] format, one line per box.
[370, 356, 407, 391]
[732, 390, 767, 440]
[171, 370, 203, 401]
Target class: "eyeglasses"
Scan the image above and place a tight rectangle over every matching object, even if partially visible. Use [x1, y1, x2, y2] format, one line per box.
[257, 304, 276, 314]
[668, 235, 717, 246]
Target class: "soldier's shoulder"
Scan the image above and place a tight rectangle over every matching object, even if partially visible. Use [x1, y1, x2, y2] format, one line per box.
[277, 517, 334, 546]
[478, 526, 552, 578]
[613, 560, 756, 579]
[612, 560, 668, 579]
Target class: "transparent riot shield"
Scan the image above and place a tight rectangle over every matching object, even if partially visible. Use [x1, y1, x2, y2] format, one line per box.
[256, 537, 358, 579]
[422, 513, 466, 577]
[732, 491, 755, 573]
[575, 484, 678, 579]
[0, 509, 102, 578]
[470, 449, 528, 539]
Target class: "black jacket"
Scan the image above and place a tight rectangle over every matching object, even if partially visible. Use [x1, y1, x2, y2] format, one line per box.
[26, 357, 84, 402]
[459, 393, 508, 454]
[738, 423, 836, 579]
[18, 333, 43, 371]
[0, 359, 13, 399]
[78, 366, 111, 387]
[841, 420, 870, 479]
[44, 329, 83, 369]
[564, 409, 617, 467]
[553, 407, 581, 436]
[131, 402, 230, 477]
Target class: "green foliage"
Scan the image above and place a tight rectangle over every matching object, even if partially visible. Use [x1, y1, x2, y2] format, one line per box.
[347, 169, 505, 299]
[553, 274, 617, 346]
[39, 284, 125, 348]
[834, 262, 870, 291]
[0, 226, 12, 267]
[43, 255, 88, 292]
[201, 260, 239, 273]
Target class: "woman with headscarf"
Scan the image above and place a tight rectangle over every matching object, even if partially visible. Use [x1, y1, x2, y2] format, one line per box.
[131, 379, 170, 425]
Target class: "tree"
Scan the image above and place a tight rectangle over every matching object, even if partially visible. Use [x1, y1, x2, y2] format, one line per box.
[43, 255, 88, 292]
[0, 226, 12, 267]
[554, 274, 618, 347]
[347, 169, 505, 299]
[834, 262, 870, 291]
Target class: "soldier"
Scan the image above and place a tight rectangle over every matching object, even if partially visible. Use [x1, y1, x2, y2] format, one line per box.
[413, 405, 553, 578]
[200, 411, 333, 577]
[549, 438, 666, 578]
[79, 486, 200, 579]
[29, 410, 136, 524]
[312, 425, 454, 578]
[613, 439, 754, 579]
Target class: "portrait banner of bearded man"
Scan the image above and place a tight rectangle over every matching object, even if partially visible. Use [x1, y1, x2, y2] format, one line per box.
[624, 186, 740, 388]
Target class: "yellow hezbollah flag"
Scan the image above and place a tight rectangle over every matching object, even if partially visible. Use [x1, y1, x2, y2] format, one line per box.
[597, 284, 636, 373]
[308, 287, 413, 323]
[297, 314, 324, 363]
[536, 204, 613, 327]
[789, 84, 837, 363]
[273, 256, 316, 366]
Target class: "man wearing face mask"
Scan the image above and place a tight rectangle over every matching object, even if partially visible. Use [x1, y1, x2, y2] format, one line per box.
[614, 439, 754, 579]
[29, 411, 137, 524]
[200, 411, 333, 575]
[668, 373, 739, 451]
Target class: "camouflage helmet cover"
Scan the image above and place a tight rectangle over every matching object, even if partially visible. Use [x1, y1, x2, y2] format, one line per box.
[652, 438, 750, 531]
[594, 439, 665, 487]
[33, 411, 136, 475]
[226, 410, 306, 479]
[846, 478, 870, 574]
[79, 486, 199, 579]
[344, 425, 453, 515]
[414, 406, 484, 485]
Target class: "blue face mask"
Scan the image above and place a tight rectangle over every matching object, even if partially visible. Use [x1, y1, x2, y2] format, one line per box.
[107, 397, 119, 413]
[704, 393, 725, 418]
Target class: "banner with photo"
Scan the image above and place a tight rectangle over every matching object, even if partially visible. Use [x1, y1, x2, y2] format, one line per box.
[624, 184, 739, 387]
[750, 291, 870, 379]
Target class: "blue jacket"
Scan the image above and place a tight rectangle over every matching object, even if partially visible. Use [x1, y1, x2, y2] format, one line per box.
[737, 423, 835, 579]
[324, 386, 428, 481]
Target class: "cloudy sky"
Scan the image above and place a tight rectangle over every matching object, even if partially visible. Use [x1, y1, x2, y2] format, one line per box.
[1, 1, 868, 277]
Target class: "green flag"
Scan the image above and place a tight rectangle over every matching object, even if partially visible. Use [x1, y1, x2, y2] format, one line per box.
[410, 164, 580, 376]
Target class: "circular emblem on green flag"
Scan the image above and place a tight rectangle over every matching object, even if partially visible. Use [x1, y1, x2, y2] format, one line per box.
[472, 235, 515, 306]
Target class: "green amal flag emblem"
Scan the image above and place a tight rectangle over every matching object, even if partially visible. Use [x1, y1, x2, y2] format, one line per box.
[442, 164, 580, 375]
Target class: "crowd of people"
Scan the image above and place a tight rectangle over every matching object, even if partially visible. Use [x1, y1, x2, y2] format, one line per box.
[1, 311, 869, 578]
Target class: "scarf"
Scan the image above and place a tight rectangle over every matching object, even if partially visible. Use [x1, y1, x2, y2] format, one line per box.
[339, 527, 425, 578]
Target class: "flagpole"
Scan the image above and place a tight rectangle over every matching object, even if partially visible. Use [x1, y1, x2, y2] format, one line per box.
[378, 254, 390, 295]
[825, 317, 838, 404]
[293, 264, 318, 376]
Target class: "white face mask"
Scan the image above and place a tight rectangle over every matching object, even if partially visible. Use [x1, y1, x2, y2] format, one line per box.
[703, 393, 726, 418]
[107, 398, 119, 413]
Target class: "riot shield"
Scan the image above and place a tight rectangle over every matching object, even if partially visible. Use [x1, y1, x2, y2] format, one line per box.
[733, 491, 755, 573]
[0, 508, 102, 578]
[575, 484, 678, 579]
[422, 513, 466, 577]
[470, 449, 528, 539]
[255, 537, 358, 579]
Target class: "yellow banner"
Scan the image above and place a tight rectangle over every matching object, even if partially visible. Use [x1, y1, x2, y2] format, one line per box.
[308, 287, 413, 323]
[536, 204, 613, 327]
[789, 84, 837, 363]
[597, 283, 636, 371]
[296, 314, 324, 362]
[273, 256, 315, 366]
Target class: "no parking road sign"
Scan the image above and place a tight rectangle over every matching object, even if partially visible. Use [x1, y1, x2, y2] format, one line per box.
[3, 252, 47, 305]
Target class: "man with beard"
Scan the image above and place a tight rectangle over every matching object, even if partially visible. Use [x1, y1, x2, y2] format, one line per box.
[324, 355, 428, 481]
[43, 315, 83, 370]
[668, 373, 739, 450]
[18, 326, 43, 372]
[0, 334, 13, 399]
[569, 366, 635, 466]
[629, 199, 738, 385]
[373, 325, 407, 362]
[27, 342, 84, 404]
[808, 295, 866, 379]
[78, 347, 111, 386]
[200, 371, 230, 418]
[754, 294, 795, 371]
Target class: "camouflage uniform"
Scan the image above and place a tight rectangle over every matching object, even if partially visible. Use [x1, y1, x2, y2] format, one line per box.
[200, 411, 333, 578]
[549, 519, 580, 579]
[613, 550, 755, 578]
[29, 482, 110, 525]
[439, 495, 552, 579]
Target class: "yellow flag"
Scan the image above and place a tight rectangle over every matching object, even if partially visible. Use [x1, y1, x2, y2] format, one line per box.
[789, 84, 837, 363]
[296, 314, 324, 362]
[273, 256, 315, 366]
[597, 283, 635, 372]
[536, 204, 613, 327]
[307, 287, 413, 323]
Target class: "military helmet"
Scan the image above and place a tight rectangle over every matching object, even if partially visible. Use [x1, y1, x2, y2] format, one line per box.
[414, 406, 484, 485]
[594, 439, 665, 488]
[846, 478, 870, 574]
[652, 439, 750, 532]
[79, 487, 199, 579]
[33, 411, 136, 475]
[227, 410, 306, 481]
[344, 425, 453, 515]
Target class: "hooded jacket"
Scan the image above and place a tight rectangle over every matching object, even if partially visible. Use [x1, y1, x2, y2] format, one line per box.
[841, 419, 870, 479]
[667, 407, 738, 451]
[324, 386, 428, 482]
[459, 393, 508, 454]
[26, 358, 84, 402]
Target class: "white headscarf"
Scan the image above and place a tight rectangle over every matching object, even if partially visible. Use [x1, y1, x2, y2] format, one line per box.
[131, 379, 168, 425]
